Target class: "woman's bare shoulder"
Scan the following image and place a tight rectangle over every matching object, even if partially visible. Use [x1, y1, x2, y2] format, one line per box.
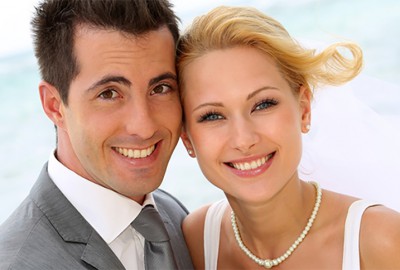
[360, 205, 400, 268]
[318, 189, 358, 222]
[183, 204, 211, 236]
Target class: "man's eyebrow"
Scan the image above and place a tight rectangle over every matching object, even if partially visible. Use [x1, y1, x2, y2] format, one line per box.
[148, 72, 177, 87]
[86, 75, 131, 92]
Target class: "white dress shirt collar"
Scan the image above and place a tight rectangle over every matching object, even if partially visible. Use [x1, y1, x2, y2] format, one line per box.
[48, 151, 155, 244]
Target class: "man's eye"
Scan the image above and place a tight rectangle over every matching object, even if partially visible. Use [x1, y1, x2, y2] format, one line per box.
[99, 89, 119, 99]
[150, 84, 172, 95]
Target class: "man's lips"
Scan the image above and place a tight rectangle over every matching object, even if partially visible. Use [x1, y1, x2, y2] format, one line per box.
[114, 144, 156, 159]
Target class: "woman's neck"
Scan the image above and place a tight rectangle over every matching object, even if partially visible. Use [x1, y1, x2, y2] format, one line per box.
[226, 179, 318, 259]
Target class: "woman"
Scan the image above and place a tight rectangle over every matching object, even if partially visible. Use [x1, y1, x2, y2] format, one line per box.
[177, 6, 400, 269]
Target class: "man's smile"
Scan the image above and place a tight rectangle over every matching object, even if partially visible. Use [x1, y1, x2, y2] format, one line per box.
[114, 144, 156, 159]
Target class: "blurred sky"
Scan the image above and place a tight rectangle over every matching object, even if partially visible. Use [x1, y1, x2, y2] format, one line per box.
[1, 0, 399, 85]
[0, 0, 290, 56]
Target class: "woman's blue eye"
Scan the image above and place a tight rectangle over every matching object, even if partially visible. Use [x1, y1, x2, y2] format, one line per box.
[253, 98, 278, 112]
[198, 112, 224, 123]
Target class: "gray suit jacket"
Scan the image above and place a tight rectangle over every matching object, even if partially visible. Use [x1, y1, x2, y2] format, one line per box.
[0, 164, 193, 270]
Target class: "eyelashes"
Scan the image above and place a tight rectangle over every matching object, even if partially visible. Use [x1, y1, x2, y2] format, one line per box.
[198, 110, 223, 123]
[98, 88, 120, 100]
[252, 98, 278, 112]
[196, 98, 279, 123]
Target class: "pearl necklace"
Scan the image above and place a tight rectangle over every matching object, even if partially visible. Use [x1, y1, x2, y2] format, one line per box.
[231, 181, 322, 268]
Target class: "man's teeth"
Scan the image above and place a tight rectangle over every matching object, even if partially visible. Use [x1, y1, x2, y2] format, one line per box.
[232, 154, 273, 171]
[116, 145, 155, 159]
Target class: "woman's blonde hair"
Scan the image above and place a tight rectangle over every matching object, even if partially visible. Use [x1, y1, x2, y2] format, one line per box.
[177, 6, 363, 97]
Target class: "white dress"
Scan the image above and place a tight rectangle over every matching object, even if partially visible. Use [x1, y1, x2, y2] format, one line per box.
[203, 199, 378, 270]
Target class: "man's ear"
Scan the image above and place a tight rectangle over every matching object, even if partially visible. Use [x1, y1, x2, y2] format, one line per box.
[180, 126, 196, 158]
[39, 81, 65, 129]
[299, 85, 312, 133]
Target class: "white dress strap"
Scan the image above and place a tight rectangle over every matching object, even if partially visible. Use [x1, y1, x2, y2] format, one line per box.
[342, 200, 379, 270]
[204, 199, 228, 270]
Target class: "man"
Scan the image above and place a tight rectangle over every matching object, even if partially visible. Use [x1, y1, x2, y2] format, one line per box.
[0, 0, 193, 269]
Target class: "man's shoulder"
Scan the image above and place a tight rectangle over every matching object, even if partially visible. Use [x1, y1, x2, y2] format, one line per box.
[153, 189, 189, 227]
[0, 197, 56, 268]
[153, 189, 195, 269]
[0, 195, 91, 269]
[0, 196, 46, 240]
[154, 189, 188, 212]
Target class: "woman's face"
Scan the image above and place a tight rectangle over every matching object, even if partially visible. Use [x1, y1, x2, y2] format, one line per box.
[180, 46, 311, 203]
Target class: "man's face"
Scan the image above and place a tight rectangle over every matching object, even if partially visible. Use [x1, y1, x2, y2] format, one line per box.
[55, 25, 181, 203]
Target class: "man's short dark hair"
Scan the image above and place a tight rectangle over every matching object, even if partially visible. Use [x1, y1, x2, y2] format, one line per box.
[32, 0, 179, 104]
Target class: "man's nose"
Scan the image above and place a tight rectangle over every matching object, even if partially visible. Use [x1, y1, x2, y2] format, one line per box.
[125, 98, 157, 140]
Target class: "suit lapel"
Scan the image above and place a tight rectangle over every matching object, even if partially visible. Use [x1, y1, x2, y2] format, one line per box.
[154, 193, 186, 267]
[153, 190, 194, 270]
[156, 204, 176, 241]
[81, 231, 125, 270]
[30, 164, 125, 270]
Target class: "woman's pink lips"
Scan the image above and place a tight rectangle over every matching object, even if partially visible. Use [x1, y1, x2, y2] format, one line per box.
[225, 152, 275, 178]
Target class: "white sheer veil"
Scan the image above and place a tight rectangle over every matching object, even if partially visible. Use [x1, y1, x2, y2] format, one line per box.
[300, 74, 400, 211]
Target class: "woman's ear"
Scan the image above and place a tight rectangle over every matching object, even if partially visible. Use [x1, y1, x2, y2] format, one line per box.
[299, 85, 312, 133]
[39, 81, 65, 129]
[180, 127, 196, 158]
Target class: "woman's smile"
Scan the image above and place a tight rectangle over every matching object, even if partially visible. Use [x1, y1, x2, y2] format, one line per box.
[224, 152, 275, 178]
